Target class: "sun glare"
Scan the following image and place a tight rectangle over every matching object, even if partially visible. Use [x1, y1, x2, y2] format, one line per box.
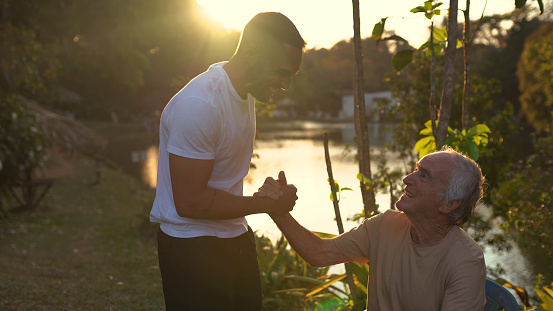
[196, 0, 252, 31]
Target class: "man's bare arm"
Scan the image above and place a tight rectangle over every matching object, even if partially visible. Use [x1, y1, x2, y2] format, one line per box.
[270, 212, 351, 267]
[170, 154, 297, 219]
[257, 172, 352, 267]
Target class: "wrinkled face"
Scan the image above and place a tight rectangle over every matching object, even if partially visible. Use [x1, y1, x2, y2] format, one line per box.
[245, 43, 302, 102]
[396, 153, 451, 216]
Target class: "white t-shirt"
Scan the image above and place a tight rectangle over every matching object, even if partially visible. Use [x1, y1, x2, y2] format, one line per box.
[150, 62, 256, 239]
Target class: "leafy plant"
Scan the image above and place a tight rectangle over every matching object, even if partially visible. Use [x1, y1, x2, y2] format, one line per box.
[328, 179, 353, 203]
[256, 233, 349, 310]
[414, 120, 491, 160]
[534, 286, 553, 310]
[0, 93, 46, 208]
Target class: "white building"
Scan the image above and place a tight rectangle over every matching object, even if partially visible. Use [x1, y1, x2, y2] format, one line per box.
[339, 91, 396, 121]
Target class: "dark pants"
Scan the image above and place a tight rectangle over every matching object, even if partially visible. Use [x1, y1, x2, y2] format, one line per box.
[157, 227, 262, 311]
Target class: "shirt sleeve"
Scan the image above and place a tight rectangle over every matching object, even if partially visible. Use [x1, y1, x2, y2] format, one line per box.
[166, 96, 222, 160]
[440, 258, 487, 311]
[333, 212, 387, 266]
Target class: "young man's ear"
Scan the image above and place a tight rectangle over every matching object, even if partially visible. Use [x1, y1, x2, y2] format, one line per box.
[439, 200, 461, 214]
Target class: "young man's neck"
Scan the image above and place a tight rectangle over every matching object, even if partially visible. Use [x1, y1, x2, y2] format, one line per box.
[223, 58, 248, 100]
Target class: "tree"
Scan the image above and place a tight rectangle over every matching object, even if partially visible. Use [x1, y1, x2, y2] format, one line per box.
[0, 93, 46, 210]
[517, 21, 553, 133]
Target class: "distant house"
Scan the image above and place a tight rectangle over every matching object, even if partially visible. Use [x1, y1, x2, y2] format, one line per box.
[272, 97, 298, 118]
[339, 91, 396, 121]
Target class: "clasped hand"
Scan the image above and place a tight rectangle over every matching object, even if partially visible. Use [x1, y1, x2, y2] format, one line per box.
[254, 171, 298, 215]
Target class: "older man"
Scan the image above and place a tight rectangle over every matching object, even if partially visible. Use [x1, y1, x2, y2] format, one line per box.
[258, 147, 487, 311]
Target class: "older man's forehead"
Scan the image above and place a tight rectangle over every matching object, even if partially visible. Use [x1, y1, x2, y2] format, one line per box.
[419, 153, 452, 177]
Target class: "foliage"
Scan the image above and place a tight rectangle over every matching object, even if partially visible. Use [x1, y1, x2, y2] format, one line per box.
[256, 234, 349, 310]
[0, 93, 46, 197]
[534, 286, 553, 310]
[490, 127, 553, 278]
[372, 150, 405, 211]
[328, 179, 353, 203]
[0, 17, 60, 97]
[414, 120, 491, 160]
[517, 21, 553, 133]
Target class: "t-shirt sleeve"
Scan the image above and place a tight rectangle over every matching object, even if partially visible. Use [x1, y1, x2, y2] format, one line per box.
[440, 258, 487, 311]
[333, 212, 387, 266]
[166, 96, 222, 160]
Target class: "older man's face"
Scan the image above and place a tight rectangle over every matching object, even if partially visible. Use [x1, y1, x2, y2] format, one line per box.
[396, 153, 451, 215]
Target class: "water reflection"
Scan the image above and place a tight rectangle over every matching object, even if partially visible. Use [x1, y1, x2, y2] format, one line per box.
[143, 146, 158, 188]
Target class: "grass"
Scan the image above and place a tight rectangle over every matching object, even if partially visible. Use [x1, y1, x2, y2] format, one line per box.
[0, 128, 164, 310]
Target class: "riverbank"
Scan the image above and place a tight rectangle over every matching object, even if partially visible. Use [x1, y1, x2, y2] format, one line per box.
[0, 150, 163, 310]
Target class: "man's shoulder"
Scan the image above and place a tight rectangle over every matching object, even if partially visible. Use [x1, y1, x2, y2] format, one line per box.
[181, 64, 227, 98]
[447, 226, 484, 261]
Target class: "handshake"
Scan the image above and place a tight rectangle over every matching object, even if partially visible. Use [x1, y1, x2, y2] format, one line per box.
[254, 171, 298, 216]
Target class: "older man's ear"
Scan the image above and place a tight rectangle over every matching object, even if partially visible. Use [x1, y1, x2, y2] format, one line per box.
[439, 200, 462, 214]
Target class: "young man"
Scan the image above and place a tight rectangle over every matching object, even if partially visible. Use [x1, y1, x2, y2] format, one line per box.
[150, 12, 304, 310]
[257, 147, 487, 311]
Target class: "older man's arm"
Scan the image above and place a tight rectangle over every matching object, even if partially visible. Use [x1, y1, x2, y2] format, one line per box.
[440, 259, 487, 311]
[270, 212, 352, 267]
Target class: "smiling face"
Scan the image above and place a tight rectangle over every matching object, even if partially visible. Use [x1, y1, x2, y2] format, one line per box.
[245, 43, 302, 102]
[396, 153, 452, 217]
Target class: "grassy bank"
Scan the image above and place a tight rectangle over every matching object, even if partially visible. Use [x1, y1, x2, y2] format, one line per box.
[0, 136, 163, 310]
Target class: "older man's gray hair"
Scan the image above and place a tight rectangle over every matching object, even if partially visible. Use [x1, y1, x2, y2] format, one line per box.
[437, 146, 486, 226]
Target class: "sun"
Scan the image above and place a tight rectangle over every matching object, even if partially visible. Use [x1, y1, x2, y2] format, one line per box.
[195, 0, 255, 32]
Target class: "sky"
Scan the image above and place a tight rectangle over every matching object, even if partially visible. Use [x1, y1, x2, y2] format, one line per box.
[196, 0, 520, 49]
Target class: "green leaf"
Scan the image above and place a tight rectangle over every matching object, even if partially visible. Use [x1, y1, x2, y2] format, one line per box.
[425, 42, 443, 60]
[418, 41, 431, 51]
[416, 138, 436, 159]
[356, 173, 372, 184]
[424, 1, 433, 10]
[410, 6, 427, 13]
[432, 2, 443, 9]
[533, 287, 553, 308]
[381, 35, 408, 44]
[456, 39, 463, 49]
[340, 187, 353, 191]
[468, 142, 480, 161]
[392, 49, 413, 72]
[467, 124, 491, 137]
[515, 0, 527, 9]
[425, 12, 433, 19]
[419, 126, 433, 135]
[372, 18, 387, 41]
[305, 274, 347, 297]
[433, 27, 447, 42]
[434, 9, 441, 15]
[414, 136, 435, 152]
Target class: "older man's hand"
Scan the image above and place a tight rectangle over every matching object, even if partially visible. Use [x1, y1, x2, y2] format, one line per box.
[255, 171, 297, 215]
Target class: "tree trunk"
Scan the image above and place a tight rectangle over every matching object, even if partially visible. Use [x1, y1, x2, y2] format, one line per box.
[430, 22, 438, 137]
[352, 0, 377, 219]
[435, 0, 459, 143]
[462, 0, 471, 130]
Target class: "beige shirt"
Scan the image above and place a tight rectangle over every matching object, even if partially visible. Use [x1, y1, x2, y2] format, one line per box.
[334, 210, 486, 311]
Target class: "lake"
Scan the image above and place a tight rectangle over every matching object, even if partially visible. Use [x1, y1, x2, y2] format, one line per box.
[106, 119, 537, 297]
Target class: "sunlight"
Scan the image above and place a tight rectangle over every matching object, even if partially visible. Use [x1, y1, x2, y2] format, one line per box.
[195, 0, 517, 50]
[196, 0, 252, 31]
[143, 145, 159, 189]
